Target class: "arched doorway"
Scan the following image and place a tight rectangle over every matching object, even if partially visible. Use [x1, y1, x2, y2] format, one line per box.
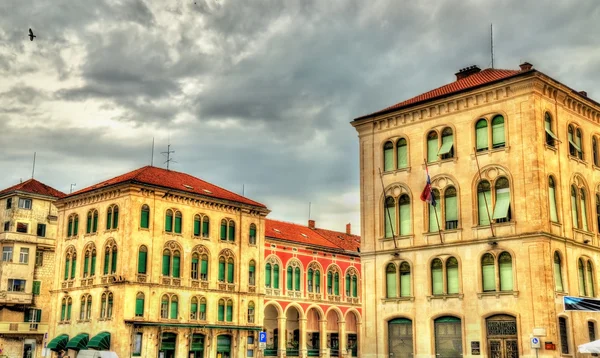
[388, 318, 413, 358]
[326, 310, 340, 357]
[285, 306, 301, 357]
[346, 311, 359, 357]
[188, 333, 205, 358]
[216, 335, 231, 358]
[486, 314, 518, 358]
[159, 332, 177, 358]
[263, 304, 279, 357]
[306, 308, 321, 357]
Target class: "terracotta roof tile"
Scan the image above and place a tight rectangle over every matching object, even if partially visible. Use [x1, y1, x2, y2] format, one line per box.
[66, 166, 266, 208]
[0, 179, 66, 198]
[355, 68, 522, 120]
[265, 219, 360, 252]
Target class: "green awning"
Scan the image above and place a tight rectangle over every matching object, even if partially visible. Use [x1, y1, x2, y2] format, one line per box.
[47, 334, 69, 352]
[437, 141, 453, 155]
[66, 333, 89, 351]
[569, 139, 581, 152]
[87, 332, 111, 350]
[545, 128, 558, 140]
[492, 191, 511, 220]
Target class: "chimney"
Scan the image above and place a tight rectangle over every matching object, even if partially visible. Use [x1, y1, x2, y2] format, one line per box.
[579, 91, 588, 97]
[455, 65, 481, 81]
[308, 220, 315, 229]
[346, 223, 351, 235]
[519, 62, 533, 71]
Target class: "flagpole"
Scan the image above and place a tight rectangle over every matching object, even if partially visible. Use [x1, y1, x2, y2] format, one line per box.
[473, 148, 495, 238]
[423, 159, 444, 244]
[378, 167, 398, 249]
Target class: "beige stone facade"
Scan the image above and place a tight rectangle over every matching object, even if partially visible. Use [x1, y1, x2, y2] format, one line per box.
[47, 167, 269, 358]
[0, 180, 63, 358]
[352, 64, 600, 357]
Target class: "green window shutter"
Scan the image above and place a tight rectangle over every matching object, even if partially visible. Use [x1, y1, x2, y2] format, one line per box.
[399, 202, 410, 236]
[194, 218, 201, 236]
[397, 142, 407, 169]
[35, 309, 41, 322]
[73, 218, 79, 235]
[64, 258, 69, 280]
[32, 281, 41, 295]
[476, 120, 488, 150]
[294, 267, 300, 291]
[492, 116, 505, 147]
[587, 263, 595, 297]
[141, 210, 149, 229]
[24, 308, 31, 322]
[273, 265, 280, 289]
[200, 303, 206, 314]
[429, 203, 440, 232]
[549, 186, 558, 222]
[427, 137, 438, 163]
[400, 270, 410, 297]
[173, 255, 181, 278]
[111, 251, 117, 273]
[87, 215, 92, 234]
[250, 227, 256, 238]
[478, 190, 492, 225]
[384, 204, 396, 238]
[162, 255, 170, 276]
[228, 225, 235, 241]
[581, 195, 589, 231]
[106, 211, 112, 230]
[334, 273, 339, 295]
[227, 262, 234, 283]
[104, 252, 109, 275]
[445, 195, 458, 222]
[67, 220, 72, 237]
[170, 301, 178, 319]
[93, 214, 98, 232]
[492, 189, 511, 220]
[345, 274, 351, 295]
[165, 213, 172, 232]
[307, 269, 313, 292]
[67, 303, 72, 320]
[437, 135, 453, 155]
[218, 261, 225, 281]
[352, 276, 357, 297]
[572, 189, 580, 228]
[499, 254, 513, 291]
[431, 263, 443, 295]
[554, 254, 563, 292]
[579, 261, 586, 295]
[136, 298, 144, 316]
[226, 304, 232, 322]
[315, 270, 320, 292]
[202, 221, 209, 236]
[482, 258, 496, 291]
[191, 302, 198, 314]
[220, 223, 226, 240]
[84, 256, 89, 276]
[61, 303, 66, 320]
[91, 255, 96, 275]
[386, 266, 397, 298]
[265, 264, 272, 286]
[174, 216, 182, 234]
[113, 209, 119, 228]
[384, 146, 393, 171]
[71, 258, 76, 279]
[218, 304, 224, 321]
[287, 267, 293, 290]
[327, 271, 332, 291]
[138, 250, 147, 274]
[201, 258, 208, 276]
[447, 265, 459, 294]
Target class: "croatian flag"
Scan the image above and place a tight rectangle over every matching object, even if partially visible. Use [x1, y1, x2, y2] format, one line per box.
[420, 169, 436, 206]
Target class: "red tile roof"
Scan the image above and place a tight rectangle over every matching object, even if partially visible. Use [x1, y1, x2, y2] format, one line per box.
[354, 68, 524, 121]
[66, 166, 266, 208]
[0, 179, 66, 198]
[265, 219, 360, 252]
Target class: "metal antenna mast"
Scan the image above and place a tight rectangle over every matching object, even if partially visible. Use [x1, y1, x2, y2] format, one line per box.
[161, 144, 176, 170]
[491, 23, 494, 69]
[31, 152, 36, 179]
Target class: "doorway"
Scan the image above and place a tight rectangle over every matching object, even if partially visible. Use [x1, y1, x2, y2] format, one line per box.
[486, 315, 518, 358]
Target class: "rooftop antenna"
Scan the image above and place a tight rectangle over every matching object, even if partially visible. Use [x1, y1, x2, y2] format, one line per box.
[308, 202, 312, 220]
[151, 137, 155, 167]
[242, 184, 245, 196]
[490, 23, 494, 69]
[70, 184, 76, 194]
[161, 143, 176, 170]
[31, 152, 36, 179]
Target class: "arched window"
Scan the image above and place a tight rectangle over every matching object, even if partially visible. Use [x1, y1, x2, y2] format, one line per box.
[67, 214, 79, 237]
[384, 197, 395, 238]
[571, 182, 590, 231]
[587, 261, 595, 297]
[491, 115, 505, 148]
[549, 177, 559, 223]
[383, 141, 394, 172]
[174, 211, 182, 234]
[386, 263, 396, 298]
[60, 296, 72, 322]
[140, 205, 150, 229]
[286, 261, 302, 292]
[428, 189, 441, 232]
[191, 253, 199, 280]
[397, 138, 408, 169]
[220, 219, 236, 241]
[545, 113, 557, 147]
[581, 189, 589, 231]
[431, 259, 443, 295]
[159, 294, 178, 319]
[190, 297, 198, 320]
[446, 257, 459, 294]
[202, 216, 210, 238]
[138, 246, 147, 274]
[427, 131, 439, 163]
[165, 210, 173, 232]
[554, 252, 564, 292]
[86, 210, 99, 234]
[307, 268, 314, 292]
[135, 292, 144, 317]
[265, 263, 272, 288]
[475, 119, 488, 151]
[190, 296, 207, 321]
[596, 194, 600, 233]
[249, 224, 257, 245]
[161, 243, 182, 278]
[398, 194, 411, 236]
[294, 267, 301, 291]
[106, 205, 119, 230]
[481, 253, 496, 292]
[218, 298, 233, 322]
[193, 215, 201, 237]
[481, 252, 514, 292]
[199, 297, 207, 320]
[334, 272, 340, 295]
[218, 250, 235, 284]
[492, 177, 511, 223]
[439, 127, 454, 159]
[572, 185, 580, 229]
[400, 262, 411, 297]
[444, 186, 458, 229]
[593, 137, 599, 166]
[103, 241, 118, 275]
[498, 252, 513, 291]
[228, 221, 235, 241]
[83, 244, 96, 278]
[218, 299, 225, 321]
[64, 247, 76, 280]
[249, 260, 256, 286]
[80, 294, 92, 320]
[100, 292, 113, 318]
[576, 129, 583, 160]
[220, 219, 227, 240]
[248, 301, 255, 323]
[345, 269, 359, 298]
[568, 125, 583, 159]
[477, 180, 492, 225]
[160, 295, 169, 319]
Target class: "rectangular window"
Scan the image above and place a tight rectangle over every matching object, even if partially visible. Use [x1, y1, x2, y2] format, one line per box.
[3, 221, 8, 232]
[18, 198, 32, 210]
[32, 280, 41, 295]
[589, 321, 596, 342]
[8, 279, 26, 292]
[559, 317, 569, 354]
[135, 297, 144, 317]
[36, 224, 46, 237]
[19, 248, 29, 264]
[3, 247, 13, 262]
[35, 251, 43, 267]
[6, 198, 12, 209]
[247, 350, 254, 357]
[16, 222, 28, 233]
[133, 333, 143, 356]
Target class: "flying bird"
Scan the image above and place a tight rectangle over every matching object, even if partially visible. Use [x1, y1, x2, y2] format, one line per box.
[28, 28, 36, 41]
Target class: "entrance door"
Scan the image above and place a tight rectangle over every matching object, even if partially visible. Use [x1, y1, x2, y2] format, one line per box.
[388, 318, 413, 358]
[486, 315, 518, 358]
[347, 334, 357, 357]
[189, 333, 205, 358]
[22, 340, 35, 358]
[329, 333, 339, 356]
[160, 332, 177, 358]
[216, 335, 231, 358]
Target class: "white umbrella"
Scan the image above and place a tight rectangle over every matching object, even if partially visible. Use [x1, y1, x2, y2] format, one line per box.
[579, 339, 600, 353]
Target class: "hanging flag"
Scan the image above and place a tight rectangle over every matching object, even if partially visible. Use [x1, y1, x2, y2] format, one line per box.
[420, 169, 436, 206]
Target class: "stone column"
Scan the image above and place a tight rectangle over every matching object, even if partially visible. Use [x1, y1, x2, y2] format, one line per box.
[338, 321, 346, 357]
[278, 316, 287, 358]
[299, 318, 307, 358]
[319, 319, 328, 358]
[355, 322, 362, 358]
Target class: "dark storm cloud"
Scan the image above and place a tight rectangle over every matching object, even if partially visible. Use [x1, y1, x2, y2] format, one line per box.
[2, 0, 600, 230]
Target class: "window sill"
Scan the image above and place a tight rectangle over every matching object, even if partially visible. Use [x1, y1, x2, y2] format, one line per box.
[98, 317, 113, 321]
[381, 297, 414, 303]
[544, 143, 558, 152]
[84, 233, 98, 237]
[163, 231, 182, 236]
[568, 156, 587, 165]
[138, 228, 150, 232]
[423, 157, 457, 168]
[379, 234, 413, 242]
[427, 294, 464, 301]
[382, 167, 411, 175]
[472, 145, 510, 157]
[77, 319, 91, 323]
[555, 291, 569, 298]
[477, 290, 519, 298]
[104, 229, 119, 234]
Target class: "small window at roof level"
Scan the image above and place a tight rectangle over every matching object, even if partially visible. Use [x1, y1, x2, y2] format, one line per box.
[273, 228, 280, 233]
[183, 184, 193, 190]
[301, 233, 308, 238]
[203, 189, 212, 194]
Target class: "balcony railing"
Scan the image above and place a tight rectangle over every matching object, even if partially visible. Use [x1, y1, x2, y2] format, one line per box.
[0, 291, 32, 305]
[0, 322, 49, 334]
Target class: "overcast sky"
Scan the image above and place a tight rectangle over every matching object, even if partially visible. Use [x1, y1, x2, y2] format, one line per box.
[1, 0, 599, 234]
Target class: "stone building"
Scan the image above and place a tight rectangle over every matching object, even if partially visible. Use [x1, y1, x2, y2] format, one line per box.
[46, 166, 269, 358]
[0, 179, 65, 358]
[262, 219, 361, 358]
[351, 62, 600, 357]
